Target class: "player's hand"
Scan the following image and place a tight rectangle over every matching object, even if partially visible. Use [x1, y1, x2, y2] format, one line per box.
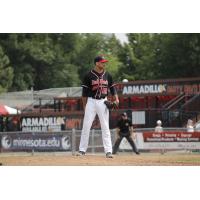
[104, 100, 118, 110]
[115, 99, 119, 106]
[130, 132, 136, 140]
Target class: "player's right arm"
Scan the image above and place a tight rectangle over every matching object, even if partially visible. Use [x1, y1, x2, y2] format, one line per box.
[82, 97, 88, 111]
[81, 73, 90, 111]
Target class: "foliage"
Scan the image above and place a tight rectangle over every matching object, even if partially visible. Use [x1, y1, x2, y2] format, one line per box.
[152, 33, 200, 78]
[0, 33, 200, 94]
[0, 45, 14, 93]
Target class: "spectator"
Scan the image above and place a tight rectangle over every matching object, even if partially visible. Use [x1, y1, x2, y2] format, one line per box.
[155, 120, 163, 132]
[186, 119, 194, 132]
[195, 121, 200, 132]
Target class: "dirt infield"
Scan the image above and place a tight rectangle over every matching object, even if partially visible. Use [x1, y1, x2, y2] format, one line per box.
[1, 152, 200, 166]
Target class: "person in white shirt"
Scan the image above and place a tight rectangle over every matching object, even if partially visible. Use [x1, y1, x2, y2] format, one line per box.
[195, 121, 200, 132]
[155, 120, 163, 132]
[186, 119, 194, 132]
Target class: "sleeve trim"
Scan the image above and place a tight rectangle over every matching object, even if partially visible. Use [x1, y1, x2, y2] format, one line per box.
[110, 83, 117, 88]
[82, 85, 89, 88]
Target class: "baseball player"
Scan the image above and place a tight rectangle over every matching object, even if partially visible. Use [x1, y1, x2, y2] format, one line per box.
[77, 55, 119, 158]
[112, 112, 140, 155]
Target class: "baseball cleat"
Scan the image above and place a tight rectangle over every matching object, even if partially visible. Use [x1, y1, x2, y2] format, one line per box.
[106, 152, 113, 158]
[76, 151, 86, 156]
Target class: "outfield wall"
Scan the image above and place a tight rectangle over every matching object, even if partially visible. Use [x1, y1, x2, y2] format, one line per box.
[1, 129, 200, 153]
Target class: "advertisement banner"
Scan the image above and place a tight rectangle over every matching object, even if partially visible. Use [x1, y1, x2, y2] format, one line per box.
[135, 131, 200, 149]
[21, 117, 65, 132]
[0, 133, 71, 151]
[119, 81, 200, 95]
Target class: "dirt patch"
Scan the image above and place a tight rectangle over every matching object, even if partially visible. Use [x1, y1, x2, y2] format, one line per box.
[1, 152, 200, 166]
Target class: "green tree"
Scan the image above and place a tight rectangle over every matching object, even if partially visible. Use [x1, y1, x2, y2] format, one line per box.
[75, 33, 106, 78]
[118, 33, 200, 81]
[153, 33, 200, 78]
[0, 45, 14, 93]
[0, 33, 81, 90]
[2, 33, 200, 93]
[117, 34, 155, 81]
[76, 33, 123, 82]
[0, 34, 35, 91]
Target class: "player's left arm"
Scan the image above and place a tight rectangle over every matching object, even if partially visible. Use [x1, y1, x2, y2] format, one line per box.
[108, 73, 119, 105]
[81, 97, 88, 111]
[113, 94, 119, 105]
[130, 129, 136, 139]
[81, 73, 90, 110]
[129, 122, 136, 139]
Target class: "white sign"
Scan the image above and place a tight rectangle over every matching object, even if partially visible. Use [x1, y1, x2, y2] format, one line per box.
[123, 84, 166, 95]
[132, 111, 145, 125]
[135, 132, 200, 149]
[21, 117, 64, 132]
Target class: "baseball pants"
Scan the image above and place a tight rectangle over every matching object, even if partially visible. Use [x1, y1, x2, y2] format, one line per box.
[113, 133, 139, 154]
[79, 97, 112, 154]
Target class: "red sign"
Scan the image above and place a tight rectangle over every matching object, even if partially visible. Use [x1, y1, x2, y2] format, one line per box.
[143, 131, 200, 142]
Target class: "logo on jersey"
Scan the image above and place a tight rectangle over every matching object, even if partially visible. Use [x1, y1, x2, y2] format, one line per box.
[92, 79, 108, 94]
[92, 79, 108, 86]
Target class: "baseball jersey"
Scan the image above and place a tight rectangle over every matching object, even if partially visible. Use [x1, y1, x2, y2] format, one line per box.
[117, 118, 132, 133]
[82, 69, 117, 99]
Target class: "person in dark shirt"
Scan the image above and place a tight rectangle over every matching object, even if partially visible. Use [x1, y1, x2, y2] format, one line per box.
[113, 112, 139, 155]
[77, 55, 119, 158]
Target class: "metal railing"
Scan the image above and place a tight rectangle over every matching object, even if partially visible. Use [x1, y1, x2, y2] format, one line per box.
[71, 129, 116, 154]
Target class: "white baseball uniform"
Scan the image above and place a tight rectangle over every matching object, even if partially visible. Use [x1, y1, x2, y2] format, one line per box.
[79, 69, 117, 154]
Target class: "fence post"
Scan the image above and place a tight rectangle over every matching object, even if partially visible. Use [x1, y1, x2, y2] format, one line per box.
[71, 129, 76, 155]
[0, 134, 2, 153]
[31, 132, 34, 156]
[112, 129, 116, 143]
[91, 129, 95, 154]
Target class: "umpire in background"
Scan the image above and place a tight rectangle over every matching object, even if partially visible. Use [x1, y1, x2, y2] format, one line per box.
[113, 112, 140, 155]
